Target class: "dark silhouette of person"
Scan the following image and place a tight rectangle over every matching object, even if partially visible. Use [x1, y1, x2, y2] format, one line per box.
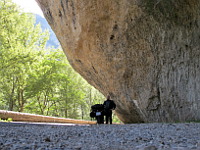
[103, 95, 116, 124]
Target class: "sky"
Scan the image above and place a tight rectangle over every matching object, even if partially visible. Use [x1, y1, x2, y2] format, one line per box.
[12, 0, 44, 17]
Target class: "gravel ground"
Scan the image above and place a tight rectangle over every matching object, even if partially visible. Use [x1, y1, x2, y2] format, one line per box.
[0, 122, 200, 150]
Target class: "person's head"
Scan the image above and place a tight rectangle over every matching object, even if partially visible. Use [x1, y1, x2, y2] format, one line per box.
[107, 95, 110, 100]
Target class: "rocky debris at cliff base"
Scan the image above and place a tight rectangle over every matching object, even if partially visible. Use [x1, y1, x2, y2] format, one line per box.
[0, 122, 200, 150]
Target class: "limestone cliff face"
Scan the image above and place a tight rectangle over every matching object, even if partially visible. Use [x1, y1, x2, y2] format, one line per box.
[36, 0, 200, 123]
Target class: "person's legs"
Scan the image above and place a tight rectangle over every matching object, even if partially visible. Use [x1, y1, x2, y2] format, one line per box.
[104, 109, 109, 124]
[105, 114, 109, 124]
[109, 111, 113, 124]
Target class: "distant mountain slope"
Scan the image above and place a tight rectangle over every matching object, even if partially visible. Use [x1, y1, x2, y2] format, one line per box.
[35, 14, 60, 48]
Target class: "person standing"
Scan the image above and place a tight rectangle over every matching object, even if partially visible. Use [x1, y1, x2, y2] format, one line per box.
[103, 95, 116, 124]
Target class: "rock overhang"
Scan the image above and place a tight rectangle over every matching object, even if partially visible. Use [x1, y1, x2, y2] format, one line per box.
[36, 0, 200, 123]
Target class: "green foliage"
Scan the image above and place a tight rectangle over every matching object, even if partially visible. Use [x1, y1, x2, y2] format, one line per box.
[7, 118, 13, 122]
[0, 118, 13, 122]
[112, 113, 122, 124]
[0, 0, 120, 122]
[0, 0, 48, 112]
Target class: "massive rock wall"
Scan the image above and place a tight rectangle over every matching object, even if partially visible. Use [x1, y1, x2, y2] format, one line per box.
[36, 0, 200, 123]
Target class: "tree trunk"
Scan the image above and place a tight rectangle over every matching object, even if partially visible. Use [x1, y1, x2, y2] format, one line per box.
[8, 77, 15, 111]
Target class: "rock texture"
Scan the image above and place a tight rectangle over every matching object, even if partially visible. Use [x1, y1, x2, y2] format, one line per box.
[36, 0, 200, 123]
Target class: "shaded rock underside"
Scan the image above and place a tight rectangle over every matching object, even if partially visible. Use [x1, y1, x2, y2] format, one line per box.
[36, 0, 200, 123]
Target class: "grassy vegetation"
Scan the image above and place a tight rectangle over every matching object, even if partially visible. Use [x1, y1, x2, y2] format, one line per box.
[0, 118, 13, 122]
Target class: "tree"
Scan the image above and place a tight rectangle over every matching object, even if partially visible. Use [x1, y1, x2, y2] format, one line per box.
[0, 0, 48, 111]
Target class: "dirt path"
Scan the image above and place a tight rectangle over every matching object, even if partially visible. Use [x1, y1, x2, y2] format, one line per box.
[0, 122, 200, 150]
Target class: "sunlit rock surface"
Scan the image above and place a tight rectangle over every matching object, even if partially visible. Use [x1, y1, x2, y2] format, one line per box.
[36, 0, 200, 123]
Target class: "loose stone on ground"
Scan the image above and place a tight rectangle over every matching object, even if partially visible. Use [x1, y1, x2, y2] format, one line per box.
[0, 122, 200, 150]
